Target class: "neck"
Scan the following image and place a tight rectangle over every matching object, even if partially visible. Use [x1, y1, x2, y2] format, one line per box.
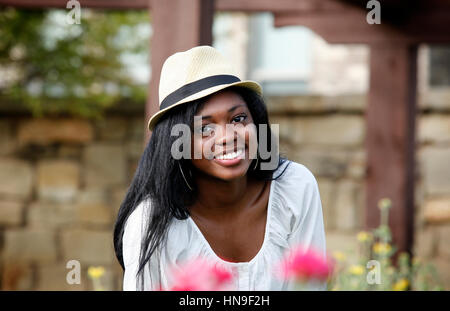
[190, 171, 253, 217]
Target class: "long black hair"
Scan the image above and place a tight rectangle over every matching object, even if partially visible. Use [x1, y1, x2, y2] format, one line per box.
[113, 86, 291, 289]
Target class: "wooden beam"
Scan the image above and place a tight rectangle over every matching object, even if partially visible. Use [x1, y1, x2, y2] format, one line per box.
[146, 0, 214, 142]
[3, 0, 450, 45]
[0, 0, 347, 11]
[365, 43, 417, 258]
[274, 9, 450, 44]
[274, 10, 412, 44]
[216, 0, 349, 12]
[0, 0, 148, 9]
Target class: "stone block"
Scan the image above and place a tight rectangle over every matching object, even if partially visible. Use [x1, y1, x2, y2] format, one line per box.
[419, 115, 450, 144]
[267, 96, 331, 114]
[1, 263, 34, 290]
[346, 149, 367, 179]
[75, 190, 112, 225]
[334, 180, 360, 231]
[95, 117, 128, 141]
[424, 198, 450, 224]
[128, 117, 146, 141]
[127, 140, 145, 160]
[27, 201, 76, 229]
[111, 186, 127, 219]
[413, 227, 437, 259]
[326, 94, 367, 112]
[291, 115, 365, 147]
[267, 94, 366, 114]
[36, 160, 80, 203]
[0, 200, 24, 226]
[0, 158, 33, 199]
[36, 263, 87, 291]
[3, 229, 57, 264]
[438, 225, 450, 259]
[0, 120, 16, 156]
[419, 88, 450, 110]
[290, 149, 349, 178]
[419, 148, 450, 196]
[58, 145, 82, 159]
[83, 144, 126, 187]
[17, 118, 93, 145]
[317, 178, 335, 230]
[61, 229, 115, 266]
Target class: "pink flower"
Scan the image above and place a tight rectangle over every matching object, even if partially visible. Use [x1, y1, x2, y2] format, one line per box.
[275, 245, 334, 282]
[165, 257, 234, 291]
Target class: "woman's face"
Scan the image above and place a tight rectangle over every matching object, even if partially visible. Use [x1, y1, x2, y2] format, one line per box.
[190, 90, 257, 181]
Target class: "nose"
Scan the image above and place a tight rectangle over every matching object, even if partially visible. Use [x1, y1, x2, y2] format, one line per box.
[214, 124, 238, 150]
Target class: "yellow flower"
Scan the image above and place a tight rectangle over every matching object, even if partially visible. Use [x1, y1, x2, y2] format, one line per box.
[386, 267, 395, 275]
[88, 266, 105, 279]
[393, 278, 409, 291]
[348, 265, 365, 276]
[373, 242, 392, 255]
[357, 231, 372, 243]
[378, 198, 392, 210]
[332, 251, 347, 262]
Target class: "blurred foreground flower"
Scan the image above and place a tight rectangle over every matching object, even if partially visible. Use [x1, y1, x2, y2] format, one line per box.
[87, 266, 105, 291]
[348, 265, 365, 276]
[378, 198, 392, 210]
[373, 242, 392, 255]
[88, 266, 105, 279]
[332, 251, 347, 262]
[357, 231, 372, 243]
[275, 245, 334, 289]
[165, 258, 234, 291]
[393, 278, 409, 291]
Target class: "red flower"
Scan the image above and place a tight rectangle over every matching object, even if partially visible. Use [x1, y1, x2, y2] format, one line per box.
[165, 257, 235, 291]
[276, 245, 334, 282]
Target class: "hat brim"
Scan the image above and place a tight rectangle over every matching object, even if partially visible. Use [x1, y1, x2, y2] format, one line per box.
[147, 80, 262, 131]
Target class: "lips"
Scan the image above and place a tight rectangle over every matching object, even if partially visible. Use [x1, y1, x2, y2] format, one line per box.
[214, 149, 244, 160]
[213, 148, 246, 167]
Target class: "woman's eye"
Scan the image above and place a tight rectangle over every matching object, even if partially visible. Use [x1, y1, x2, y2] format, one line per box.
[201, 125, 214, 136]
[232, 115, 247, 123]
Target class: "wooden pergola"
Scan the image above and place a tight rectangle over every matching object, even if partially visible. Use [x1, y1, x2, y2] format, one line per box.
[2, 0, 450, 259]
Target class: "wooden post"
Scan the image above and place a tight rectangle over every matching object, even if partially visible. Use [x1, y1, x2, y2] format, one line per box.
[145, 0, 215, 143]
[365, 43, 417, 257]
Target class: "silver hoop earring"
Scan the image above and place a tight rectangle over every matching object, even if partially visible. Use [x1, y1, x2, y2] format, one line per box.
[252, 157, 259, 170]
[178, 161, 193, 191]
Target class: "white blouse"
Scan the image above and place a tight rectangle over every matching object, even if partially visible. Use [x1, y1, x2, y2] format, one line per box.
[122, 160, 328, 291]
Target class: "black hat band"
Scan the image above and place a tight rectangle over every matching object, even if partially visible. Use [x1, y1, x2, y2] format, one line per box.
[159, 74, 241, 110]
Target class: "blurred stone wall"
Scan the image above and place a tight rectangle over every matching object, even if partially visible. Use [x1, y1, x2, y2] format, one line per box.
[0, 89, 449, 290]
[414, 88, 450, 289]
[0, 113, 145, 290]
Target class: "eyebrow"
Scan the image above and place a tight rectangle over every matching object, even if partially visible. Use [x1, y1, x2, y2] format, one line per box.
[201, 104, 246, 120]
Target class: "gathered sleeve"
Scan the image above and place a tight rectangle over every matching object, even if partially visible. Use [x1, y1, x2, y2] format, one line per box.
[286, 164, 328, 290]
[122, 201, 147, 291]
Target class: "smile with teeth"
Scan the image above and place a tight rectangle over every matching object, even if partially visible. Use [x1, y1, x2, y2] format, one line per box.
[214, 149, 244, 160]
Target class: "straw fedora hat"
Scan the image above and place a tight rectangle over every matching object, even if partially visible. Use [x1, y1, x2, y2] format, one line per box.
[147, 45, 262, 131]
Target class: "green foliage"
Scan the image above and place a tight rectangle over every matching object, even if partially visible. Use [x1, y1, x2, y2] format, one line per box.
[0, 8, 150, 118]
[328, 198, 445, 291]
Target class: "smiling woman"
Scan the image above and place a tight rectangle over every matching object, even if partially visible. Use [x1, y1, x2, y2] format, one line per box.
[190, 90, 258, 181]
[113, 46, 327, 291]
